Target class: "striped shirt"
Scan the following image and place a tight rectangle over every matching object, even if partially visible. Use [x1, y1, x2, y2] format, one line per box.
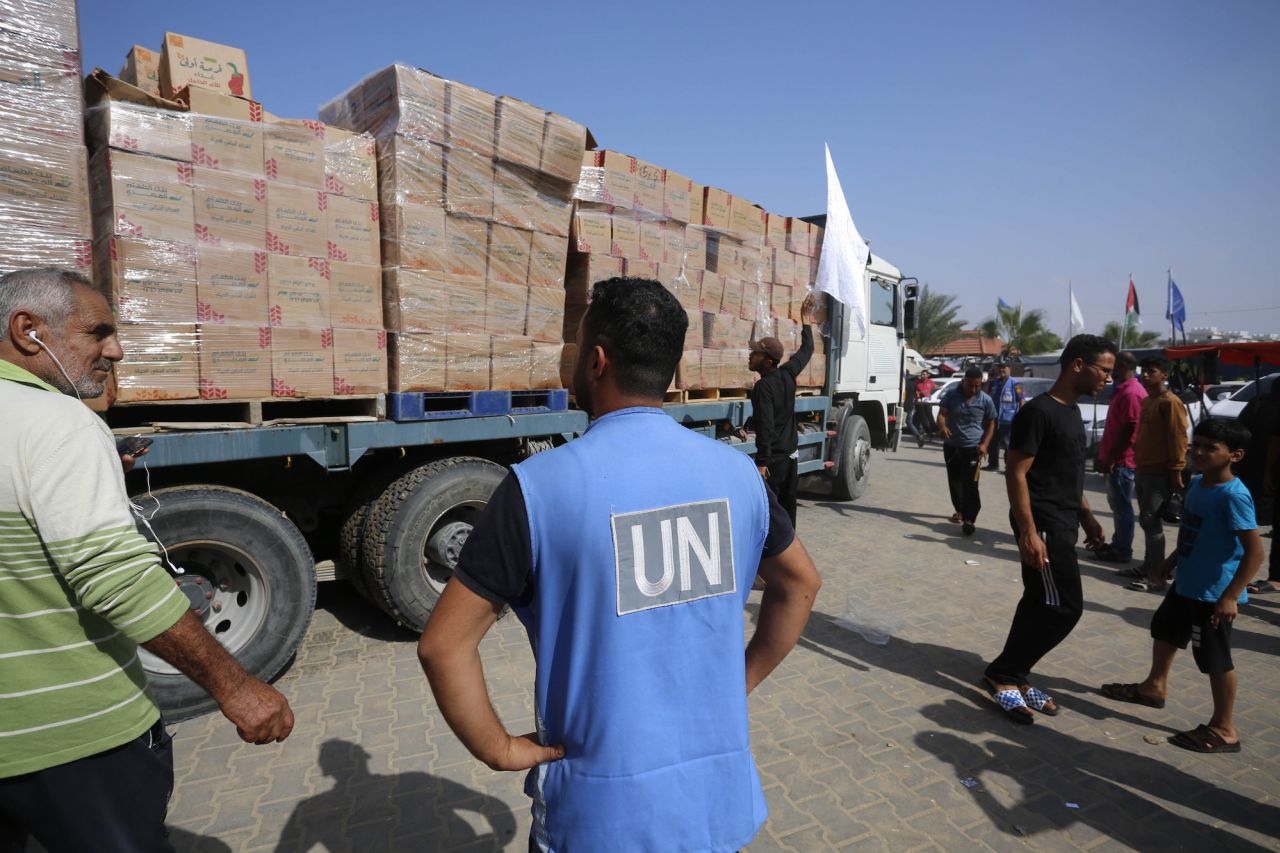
[0, 360, 189, 778]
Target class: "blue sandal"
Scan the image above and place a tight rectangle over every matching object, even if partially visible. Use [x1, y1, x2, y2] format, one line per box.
[1022, 686, 1059, 716]
[983, 678, 1034, 725]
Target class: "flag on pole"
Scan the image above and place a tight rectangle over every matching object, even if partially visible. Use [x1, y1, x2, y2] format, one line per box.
[1166, 277, 1186, 334]
[1069, 287, 1085, 337]
[1122, 277, 1140, 340]
[997, 297, 1014, 311]
[815, 144, 870, 339]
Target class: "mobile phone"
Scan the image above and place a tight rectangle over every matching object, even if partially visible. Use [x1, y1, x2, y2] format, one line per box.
[116, 436, 154, 457]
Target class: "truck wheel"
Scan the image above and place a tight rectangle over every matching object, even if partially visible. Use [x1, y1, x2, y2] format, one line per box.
[338, 469, 405, 601]
[361, 457, 507, 631]
[832, 414, 872, 501]
[135, 486, 316, 720]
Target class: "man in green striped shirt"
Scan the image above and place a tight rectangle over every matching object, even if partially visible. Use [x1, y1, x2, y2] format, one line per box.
[0, 269, 295, 852]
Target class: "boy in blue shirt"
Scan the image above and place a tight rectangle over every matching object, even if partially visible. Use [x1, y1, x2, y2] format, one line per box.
[1101, 419, 1264, 753]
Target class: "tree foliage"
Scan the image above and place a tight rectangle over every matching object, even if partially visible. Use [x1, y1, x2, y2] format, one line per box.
[907, 284, 967, 355]
[1102, 320, 1162, 348]
[981, 303, 1063, 356]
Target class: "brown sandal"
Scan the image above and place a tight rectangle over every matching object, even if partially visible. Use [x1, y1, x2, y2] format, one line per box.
[1169, 724, 1240, 754]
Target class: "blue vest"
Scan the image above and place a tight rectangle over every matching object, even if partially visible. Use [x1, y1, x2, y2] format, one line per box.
[993, 377, 1021, 425]
[511, 407, 770, 852]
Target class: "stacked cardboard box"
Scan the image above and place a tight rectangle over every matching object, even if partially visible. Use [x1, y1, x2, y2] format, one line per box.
[321, 65, 588, 392]
[85, 54, 386, 403]
[0, 0, 93, 277]
[570, 150, 810, 392]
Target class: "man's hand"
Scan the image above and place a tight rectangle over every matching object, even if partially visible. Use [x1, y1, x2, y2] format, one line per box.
[977, 444, 988, 461]
[1212, 596, 1238, 628]
[1081, 511, 1106, 550]
[939, 422, 952, 440]
[485, 731, 565, 771]
[120, 445, 149, 474]
[1017, 529, 1048, 571]
[757, 465, 770, 480]
[800, 292, 819, 325]
[1096, 459, 1113, 475]
[1170, 468, 1185, 490]
[217, 678, 295, 744]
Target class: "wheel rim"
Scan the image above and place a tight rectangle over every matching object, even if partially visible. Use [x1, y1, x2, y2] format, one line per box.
[139, 541, 270, 677]
[853, 437, 871, 482]
[419, 502, 485, 595]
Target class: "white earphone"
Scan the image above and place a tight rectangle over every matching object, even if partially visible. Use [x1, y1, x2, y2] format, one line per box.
[27, 328, 80, 401]
[28, 329, 39, 341]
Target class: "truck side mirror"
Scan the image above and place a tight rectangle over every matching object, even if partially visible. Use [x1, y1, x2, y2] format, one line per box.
[902, 280, 919, 332]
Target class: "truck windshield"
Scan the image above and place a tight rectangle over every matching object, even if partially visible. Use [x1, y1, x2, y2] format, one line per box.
[870, 278, 896, 327]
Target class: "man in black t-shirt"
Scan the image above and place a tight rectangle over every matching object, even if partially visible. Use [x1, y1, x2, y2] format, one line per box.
[983, 334, 1117, 724]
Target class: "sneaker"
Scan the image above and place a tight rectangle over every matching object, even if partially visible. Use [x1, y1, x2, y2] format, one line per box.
[962, 521, 976, 536]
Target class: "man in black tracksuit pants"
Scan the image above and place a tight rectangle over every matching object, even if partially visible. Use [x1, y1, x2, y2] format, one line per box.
[749, 324, 813, 526]
[984, 335, 1117, 723]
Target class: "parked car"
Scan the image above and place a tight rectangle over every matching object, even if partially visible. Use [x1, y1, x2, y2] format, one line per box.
[1208, 373, 1280, 420]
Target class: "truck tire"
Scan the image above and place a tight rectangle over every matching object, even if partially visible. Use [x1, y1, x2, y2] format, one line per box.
[360, 457, 507, 631]
[338, 469, 406, 601]
[135, 486, 316, 721]
[831, 414, 872, 501]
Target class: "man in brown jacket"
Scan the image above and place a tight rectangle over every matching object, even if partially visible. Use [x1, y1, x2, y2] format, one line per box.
[1131, 357, 1189, 589]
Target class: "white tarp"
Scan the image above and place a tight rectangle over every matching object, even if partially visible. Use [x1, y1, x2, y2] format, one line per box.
[815, 144, 870, 339]
[1069, 287, 1085, 338]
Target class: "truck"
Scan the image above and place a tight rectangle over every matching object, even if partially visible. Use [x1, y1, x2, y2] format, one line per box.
[121, 254, 916, 719]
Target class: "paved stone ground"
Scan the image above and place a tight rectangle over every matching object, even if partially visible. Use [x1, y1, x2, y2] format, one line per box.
[162, 443, 1280, 851]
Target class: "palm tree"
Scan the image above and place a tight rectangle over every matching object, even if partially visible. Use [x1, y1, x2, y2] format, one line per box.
[907, 285, 966, 355]
[1102, 320, 1162, 348]
[981, 303, 1062, 355]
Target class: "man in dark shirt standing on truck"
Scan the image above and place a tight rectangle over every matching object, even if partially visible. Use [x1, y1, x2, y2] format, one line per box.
[749, 302, 815, 526]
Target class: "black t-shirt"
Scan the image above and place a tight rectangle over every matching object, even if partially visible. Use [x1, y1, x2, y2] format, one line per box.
[454, 472, 797, 606]
[1009, 394, 1087, 529]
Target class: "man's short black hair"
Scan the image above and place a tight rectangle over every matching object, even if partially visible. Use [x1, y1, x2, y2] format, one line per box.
[1059, 334, 1118, 367]
[1139, 356, 1170, 373]
[963, 365, 983, 379]
[1115, 351, 1138, 374]
[1193, 418, 1251, 452]
[585, 277, 687, 398]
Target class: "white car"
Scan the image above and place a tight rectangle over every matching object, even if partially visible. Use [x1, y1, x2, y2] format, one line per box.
[1207, 373, 1279, 421]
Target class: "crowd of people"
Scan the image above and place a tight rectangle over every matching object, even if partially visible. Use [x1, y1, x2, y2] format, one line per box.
[1, 264, 1275, 850]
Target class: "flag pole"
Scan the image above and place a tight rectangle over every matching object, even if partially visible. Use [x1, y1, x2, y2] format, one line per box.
[1167, 268, 1174, 345]
[1118, 274, 1127, 349]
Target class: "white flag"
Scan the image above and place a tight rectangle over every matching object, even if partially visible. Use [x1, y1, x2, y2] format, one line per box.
[815, 144, 870, 339]
[1069, 287, 1085, 338]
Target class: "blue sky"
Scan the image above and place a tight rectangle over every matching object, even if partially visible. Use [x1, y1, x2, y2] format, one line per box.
[80, 0, 1280, 337]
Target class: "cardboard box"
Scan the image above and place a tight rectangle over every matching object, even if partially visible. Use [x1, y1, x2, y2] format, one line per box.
[383, 268, 447, 333]
[702, 187, 731, 231]
[700, 273, 726, 314]
[328, 260, 381, 329]
[772, 248, 793, 285]
[531, 175, 574, 237]
[661, 169, 691, 222]
[443, 148, 493, 219]
[115, 322, 199, 401]
[683, 225, 706, 271]
[682, 309, 703, 351]
[765, 212, 787, 250]
[526, 285, 565, 342]
[492, 163, 537, 232]
[0, 240, 92, 279]
[264, 118, 326, 187]
[269, 326, 333, 398]
[540, 111, 588, 182]
[638, 220, 665, 263]
[159, 33, 251, 100]
[632, 158, 664, 215]
[485, 280, 528, 336]
[265, 184, 326, 257]
[196, 245, 267, 325]
[446, 274, 488, 333]
[383, 203, 446, 271]
[377, 134, 442, 206]
[609, 213, 639, 259]
[321, 65, 447, 144]
[491, 336, 532, 390]
[181, 86, 264, 175]
[486, 224, 531, 285]
[323, 126, 377, 200]
[446, 332, 490, 390]
[444, 215, 488, 278]
[584, 150, 634, 208]
[389, 332, 446, 392]
[197, 323, 271, 399]
[786, 218, 809, 255]
[445, 80, 496, 158]
[623, 259, 658, 280]
[565, 253, 624, 304]
[85, 73, 192, 162]
[0, 32, 82, 143]
[730, 196, 766, 241]
[677, 269, 702, 311]
[95, 236, 197, 325]
[687, 181, 704, 229]
[771, 284, 793, 318]
[528, 231, 567, 288]
[119, 46, 161, 97]
[810, 224, 823, 258]
[570, 204, 611, 254]
[740, 280, 761, 321]
[326, 195, 379, 265]
[332, 327, 388, 394]
[496, 96, 544, 170]
[268, 255, 330, 327]
[530, 341, 562, 389]
[678, 348, 701, 390]
[90, 149, 194, 245]
[721, 277, 743, 319]
[0, 138, 91, 239]
[193, 167, 265, 249]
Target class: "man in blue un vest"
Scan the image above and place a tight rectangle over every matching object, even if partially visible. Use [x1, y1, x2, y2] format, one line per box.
[985, 361, 1025, 472]
[419, 277, 822, 852]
